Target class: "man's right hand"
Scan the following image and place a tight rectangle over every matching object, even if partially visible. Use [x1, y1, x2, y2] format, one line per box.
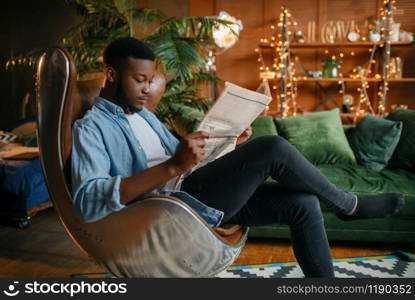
[120, 131, 209, 204]
[167, 131, 209, 175]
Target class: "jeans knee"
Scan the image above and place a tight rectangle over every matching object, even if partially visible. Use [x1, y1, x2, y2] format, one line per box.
[290, 194, 323, 226]
[256, 135, 289, 153]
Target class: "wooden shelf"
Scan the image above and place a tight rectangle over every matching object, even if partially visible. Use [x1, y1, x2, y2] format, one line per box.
[267, 77, 415, 83]
[259, 41, 414, 49]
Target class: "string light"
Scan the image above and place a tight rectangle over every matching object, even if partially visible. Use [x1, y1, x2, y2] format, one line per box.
[256, 5, 300, 118]
[255, 1, 396, 119]
[377, 0, 395, 116]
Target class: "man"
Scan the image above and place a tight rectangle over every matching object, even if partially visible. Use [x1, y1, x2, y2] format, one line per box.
[71, 37, 404, 277]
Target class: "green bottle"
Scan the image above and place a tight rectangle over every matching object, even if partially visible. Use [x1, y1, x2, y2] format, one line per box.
[322, 57, 341, 78]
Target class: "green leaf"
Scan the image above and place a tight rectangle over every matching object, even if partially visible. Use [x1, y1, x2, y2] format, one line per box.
[132, 8, 166, 32]
[146, 32, 204, 81]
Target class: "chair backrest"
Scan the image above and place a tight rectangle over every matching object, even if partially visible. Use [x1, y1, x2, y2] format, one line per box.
[37, 47, 248, 277]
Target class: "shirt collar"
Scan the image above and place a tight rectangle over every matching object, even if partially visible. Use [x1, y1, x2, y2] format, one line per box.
[95, 96, 124, 117]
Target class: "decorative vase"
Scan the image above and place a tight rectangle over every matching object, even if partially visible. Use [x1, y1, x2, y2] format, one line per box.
[391, 23, 401, 42]
[369, 31, 381, 43]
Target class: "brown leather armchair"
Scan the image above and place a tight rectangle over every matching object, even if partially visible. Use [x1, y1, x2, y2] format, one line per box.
[36, 47, 248, 277]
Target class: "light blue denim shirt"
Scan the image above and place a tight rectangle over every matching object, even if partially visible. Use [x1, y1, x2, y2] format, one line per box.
[71, 97, 224, 226]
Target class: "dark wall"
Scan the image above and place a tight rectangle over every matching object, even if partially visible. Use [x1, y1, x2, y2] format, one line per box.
[0, 0, 190, 130]
[0, 0, 79, 129]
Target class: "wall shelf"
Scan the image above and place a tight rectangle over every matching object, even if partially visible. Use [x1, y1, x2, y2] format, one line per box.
[259, 41, 414, 49]
[257, 1, 413, 118]
[267, 77, 415, 83]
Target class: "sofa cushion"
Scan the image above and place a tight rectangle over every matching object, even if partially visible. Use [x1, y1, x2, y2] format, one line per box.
[386, 108, 415, 172]
[346, 114, 402, 171]
[316, 163, 415, 218]
[275, 108, 356, 165]
[246, 116, 278, 143]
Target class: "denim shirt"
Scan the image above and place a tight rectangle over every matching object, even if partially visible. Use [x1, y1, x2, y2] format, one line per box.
[71, 97, 224, 227]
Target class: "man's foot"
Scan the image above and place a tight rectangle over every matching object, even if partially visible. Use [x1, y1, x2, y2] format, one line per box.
[336, 193, 405, 221]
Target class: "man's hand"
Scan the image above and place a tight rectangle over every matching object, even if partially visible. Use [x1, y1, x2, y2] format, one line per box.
[236, 126, 252, 145]
[167, 131, 209, 175]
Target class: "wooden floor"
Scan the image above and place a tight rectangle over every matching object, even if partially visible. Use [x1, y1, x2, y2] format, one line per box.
[0, 208, 414, 277]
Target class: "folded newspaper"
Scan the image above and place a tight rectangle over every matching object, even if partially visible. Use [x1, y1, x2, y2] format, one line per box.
[195, 81, 272, 170]
[173, 81, 272, 191]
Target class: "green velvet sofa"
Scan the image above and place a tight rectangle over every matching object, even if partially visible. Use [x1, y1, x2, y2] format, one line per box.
[245, 109, 415, 243]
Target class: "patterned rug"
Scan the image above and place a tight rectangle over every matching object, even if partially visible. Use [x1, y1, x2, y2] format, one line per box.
[218, 251, 415, 278]
[72, 251, 415, 278]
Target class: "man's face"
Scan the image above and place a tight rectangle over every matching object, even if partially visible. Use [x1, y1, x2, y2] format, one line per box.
[111, 57, 156, 113]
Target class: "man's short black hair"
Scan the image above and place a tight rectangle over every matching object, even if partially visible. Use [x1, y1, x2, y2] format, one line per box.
[103, 37, 155, 68]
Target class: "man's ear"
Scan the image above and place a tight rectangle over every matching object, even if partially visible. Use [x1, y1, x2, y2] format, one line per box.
[105, 66, 117, 84]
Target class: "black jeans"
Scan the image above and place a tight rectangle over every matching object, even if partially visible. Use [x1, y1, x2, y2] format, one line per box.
[181, 135, 356, 278]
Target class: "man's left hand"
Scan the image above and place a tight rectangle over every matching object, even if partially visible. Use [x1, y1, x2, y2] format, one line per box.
[236, 126, 252, 145]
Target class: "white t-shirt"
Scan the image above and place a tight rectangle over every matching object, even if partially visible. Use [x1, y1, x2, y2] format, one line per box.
[125, 113, 179, 190]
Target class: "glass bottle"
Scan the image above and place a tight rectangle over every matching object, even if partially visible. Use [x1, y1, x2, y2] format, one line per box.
[322, 57, 341, 78]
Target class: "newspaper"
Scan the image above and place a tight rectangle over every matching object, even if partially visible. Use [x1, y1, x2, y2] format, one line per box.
[195, 81, 272, 170]
[172, 81, 272, 191]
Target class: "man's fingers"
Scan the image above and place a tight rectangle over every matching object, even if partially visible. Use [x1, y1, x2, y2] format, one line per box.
[196, 149, 205, 161]
[187, 130, 210, 139]
[194, 139, 206, 147]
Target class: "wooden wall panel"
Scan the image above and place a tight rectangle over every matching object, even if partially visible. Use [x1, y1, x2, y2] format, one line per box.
[189, 0, 415, 113]
[214, 0, 266, 90]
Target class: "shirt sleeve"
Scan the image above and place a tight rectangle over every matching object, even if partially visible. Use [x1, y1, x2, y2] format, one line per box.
[71, 120, 125, 222]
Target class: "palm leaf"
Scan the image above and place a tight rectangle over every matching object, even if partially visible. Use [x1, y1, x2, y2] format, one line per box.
[132, 8, 166, 32]
[145, 32, 204, 81]
[7, 3, 233, 135]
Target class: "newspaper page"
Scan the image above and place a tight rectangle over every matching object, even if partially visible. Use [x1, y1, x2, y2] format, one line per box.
[194, 81, 272, 170]
[172, 81, 272, 191]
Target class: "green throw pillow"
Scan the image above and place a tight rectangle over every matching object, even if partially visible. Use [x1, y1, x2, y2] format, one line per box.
[275, 108, 356, 165]
[386, 108, 415, 171]
[346, 114, 402, 172]
[246, 116, 278, 143]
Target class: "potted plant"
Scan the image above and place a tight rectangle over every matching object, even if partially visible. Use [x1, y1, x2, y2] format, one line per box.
[7, 0, 237, 135]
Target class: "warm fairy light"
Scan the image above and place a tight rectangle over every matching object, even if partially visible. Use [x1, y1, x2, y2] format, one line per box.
[256, 6, 301, 118]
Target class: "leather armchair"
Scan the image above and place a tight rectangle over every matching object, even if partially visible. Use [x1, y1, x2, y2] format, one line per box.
[36, 47, 248, 277]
